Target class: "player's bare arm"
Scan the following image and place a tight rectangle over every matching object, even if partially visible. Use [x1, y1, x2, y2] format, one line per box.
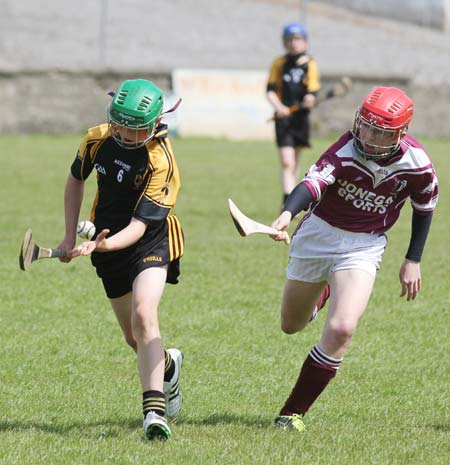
[72, 217, 147, 257]
[58, 174, 85, 262]
[301, 93, 316, 109]
[267, 90, 291, 117]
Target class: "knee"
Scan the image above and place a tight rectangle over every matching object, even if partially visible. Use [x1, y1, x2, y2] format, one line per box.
[280, 317, 306, 335]
[326, 320, 357, 347]
[281, 320, 296, 334]
[281, 158, 295, 171]
[132, 304, 159, 339]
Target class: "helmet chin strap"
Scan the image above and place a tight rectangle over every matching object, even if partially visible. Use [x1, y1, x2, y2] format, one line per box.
[161, 98, 182, 116]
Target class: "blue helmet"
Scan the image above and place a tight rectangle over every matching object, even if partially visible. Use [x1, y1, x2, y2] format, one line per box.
[282, 22, 307, 40]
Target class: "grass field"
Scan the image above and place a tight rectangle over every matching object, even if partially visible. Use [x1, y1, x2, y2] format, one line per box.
[1, 134, 449, 465]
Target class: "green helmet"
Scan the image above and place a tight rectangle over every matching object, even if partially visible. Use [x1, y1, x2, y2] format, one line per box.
[108, 79, 164, 149]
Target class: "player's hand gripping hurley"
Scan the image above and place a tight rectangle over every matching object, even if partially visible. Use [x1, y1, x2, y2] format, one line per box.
[228, 199, 290, 244]
[269, 76, 353, 121]
[19, 229, 67, 271]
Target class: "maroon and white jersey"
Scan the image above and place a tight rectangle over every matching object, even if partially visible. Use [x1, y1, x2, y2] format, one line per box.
[302, 131, 438, 234]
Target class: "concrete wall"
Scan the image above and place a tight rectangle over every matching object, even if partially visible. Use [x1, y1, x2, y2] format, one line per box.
[317, 0, 450, 31]
[3, 69, 446, 139]
[1, 0, 450, 137]
[0, 71, 170, 133]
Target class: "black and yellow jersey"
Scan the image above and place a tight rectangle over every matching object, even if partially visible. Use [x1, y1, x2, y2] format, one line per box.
[70, 123, 180, 236]
[267, 53, 320, 107]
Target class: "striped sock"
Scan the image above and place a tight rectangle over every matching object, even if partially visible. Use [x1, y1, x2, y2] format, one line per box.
[309, 344, 342, 370]
[143, 390, 165, 417]
[280, 345, 343, 416]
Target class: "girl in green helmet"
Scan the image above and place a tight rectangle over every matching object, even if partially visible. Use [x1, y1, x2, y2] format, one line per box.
[58, 79, 184, 441]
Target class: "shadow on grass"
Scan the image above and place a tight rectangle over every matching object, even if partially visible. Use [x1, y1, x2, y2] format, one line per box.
[422, 424, 450, 433]
[174, 413, 272, 428]
[0, 418, 140, 437]
[0, 413, 274, 436]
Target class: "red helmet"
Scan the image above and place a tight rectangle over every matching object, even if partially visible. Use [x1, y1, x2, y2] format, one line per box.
[353, 87, 414, 160]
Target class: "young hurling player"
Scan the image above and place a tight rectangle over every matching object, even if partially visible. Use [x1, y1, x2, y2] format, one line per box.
[59, 79, 184, 441]
[270, 86, 438, 431]
[267, 22, 321, 208]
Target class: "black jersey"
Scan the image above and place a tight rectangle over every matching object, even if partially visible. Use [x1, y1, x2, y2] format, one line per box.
[267, 53, 320, 107]
[71, 123, 181, 236]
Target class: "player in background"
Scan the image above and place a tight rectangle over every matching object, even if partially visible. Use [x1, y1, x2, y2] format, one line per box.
[270, 86, 438, 431]
[59, 79, 184, 441]
[267, 22, 321, 208]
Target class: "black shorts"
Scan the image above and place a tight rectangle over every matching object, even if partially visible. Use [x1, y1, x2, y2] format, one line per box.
[91, 215, 184, 299]
[275, 110, 311, 148]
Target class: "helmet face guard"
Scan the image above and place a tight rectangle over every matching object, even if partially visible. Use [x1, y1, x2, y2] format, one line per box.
[108, 118, 158, 150]
[352, 86, 414, 161]
[353, 111, 404, 161]
[108, 79, 163, 149]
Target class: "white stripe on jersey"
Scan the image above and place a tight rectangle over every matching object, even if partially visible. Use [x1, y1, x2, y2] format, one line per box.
[335, 139, 435, 188]
[411, 195, 438, 212]
[304, 163, 336, 199]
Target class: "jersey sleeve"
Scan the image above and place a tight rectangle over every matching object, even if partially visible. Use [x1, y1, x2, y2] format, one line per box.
[133, 137, 181, 224]
[267, 57, 284, 94]
[410, 168, 439, 214]
[70, 125, 109, 181]
[301, 135, 348, 200]
[305, 58, 320, 94]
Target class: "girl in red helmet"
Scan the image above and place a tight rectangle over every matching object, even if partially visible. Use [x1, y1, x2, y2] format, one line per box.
[269, 86, 438, 431]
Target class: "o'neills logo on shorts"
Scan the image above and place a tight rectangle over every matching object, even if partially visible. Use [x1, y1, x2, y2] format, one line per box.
[143, 255, 163, 263]
[337, 179, 393, 214]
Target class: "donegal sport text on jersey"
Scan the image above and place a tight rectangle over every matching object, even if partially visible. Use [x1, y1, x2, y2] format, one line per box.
[302, 132, 438, 234]
[70, 123, 180, 234]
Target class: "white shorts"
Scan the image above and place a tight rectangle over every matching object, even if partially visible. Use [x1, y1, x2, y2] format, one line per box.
[286, 214, 387, 283]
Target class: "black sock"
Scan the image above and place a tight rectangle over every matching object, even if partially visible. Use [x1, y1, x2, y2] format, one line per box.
[143, 390, 165, 417]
